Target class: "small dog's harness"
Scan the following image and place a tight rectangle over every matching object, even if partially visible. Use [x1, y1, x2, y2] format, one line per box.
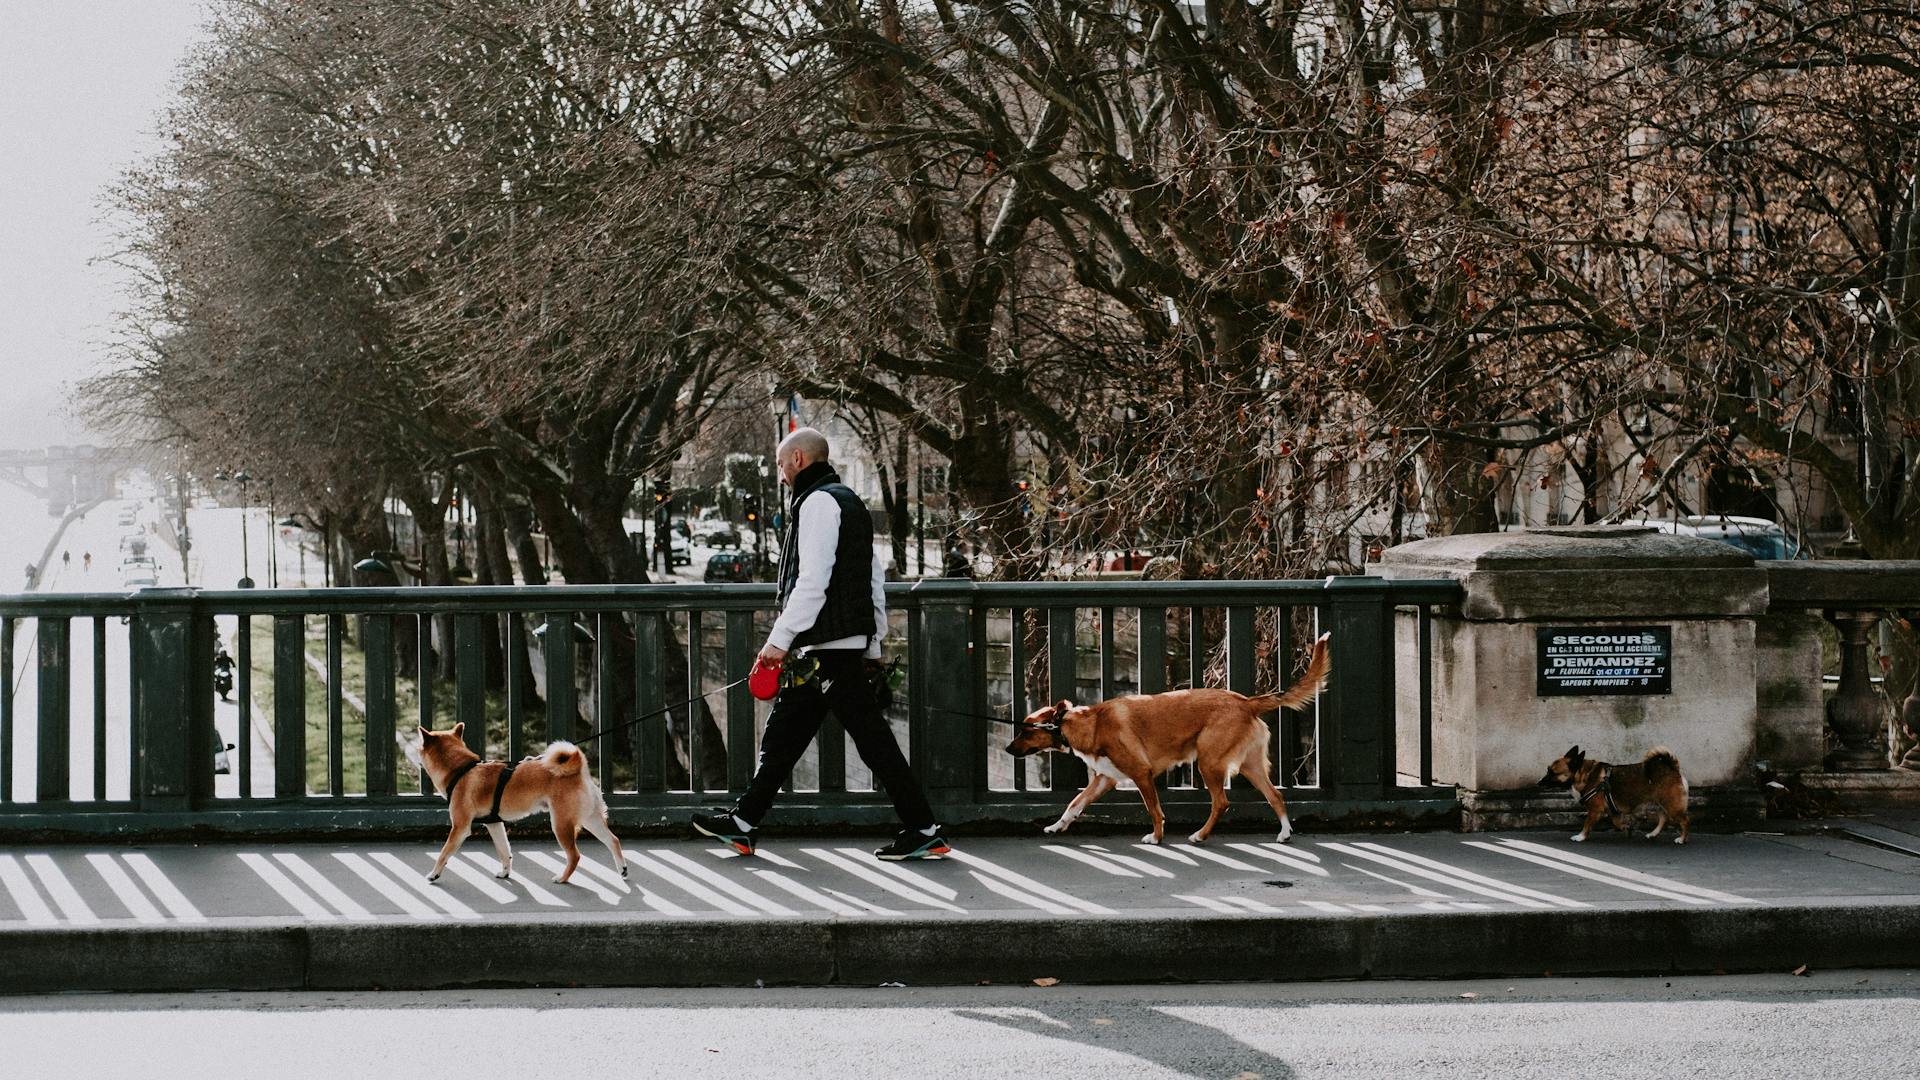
[1579, 765, 1619, 814]
[442, 758, 518, 826]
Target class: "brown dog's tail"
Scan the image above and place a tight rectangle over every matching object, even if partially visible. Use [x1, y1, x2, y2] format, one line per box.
[1643, 747, 1681, 781]
[1243, 633, 1332, 714]
[544, 740, 584, 777]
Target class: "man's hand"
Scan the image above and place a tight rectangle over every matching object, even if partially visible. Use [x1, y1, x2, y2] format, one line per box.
[758, 643, 788, 667]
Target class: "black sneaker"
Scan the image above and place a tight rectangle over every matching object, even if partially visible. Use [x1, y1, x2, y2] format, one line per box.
[875, 829, 951, 861]
[691, 811, 756, 855]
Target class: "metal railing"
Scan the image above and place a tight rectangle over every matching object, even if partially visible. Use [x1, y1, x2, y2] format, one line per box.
[0, 576, 1461, 838]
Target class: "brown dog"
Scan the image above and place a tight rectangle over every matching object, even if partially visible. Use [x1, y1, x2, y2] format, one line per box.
[415, 723, 628, 884]
[1538, 745, 1690, 845]
[1005, 633, 1331, 845]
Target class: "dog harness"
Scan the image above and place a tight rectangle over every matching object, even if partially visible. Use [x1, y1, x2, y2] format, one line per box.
[1580, 766, 1618, 814]
[442, 758, 518, 826]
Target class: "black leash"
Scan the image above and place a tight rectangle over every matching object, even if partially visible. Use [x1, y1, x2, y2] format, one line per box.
[571, 674, 753, 746]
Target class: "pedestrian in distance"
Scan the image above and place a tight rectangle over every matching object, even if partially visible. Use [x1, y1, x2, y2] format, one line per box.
[62, 550, 70, 568]
[83, 551, 92, 572]
[691, 427, 950, 861]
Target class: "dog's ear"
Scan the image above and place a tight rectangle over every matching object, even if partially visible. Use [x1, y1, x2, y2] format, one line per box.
[452, 721, 465, 737]
[418, 726, 433, 739]
[1053, 699, 1074, 717]
[1565, 745, 1582, 760]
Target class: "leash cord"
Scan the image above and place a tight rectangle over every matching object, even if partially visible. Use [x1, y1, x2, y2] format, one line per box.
[571, 674, 752, 746]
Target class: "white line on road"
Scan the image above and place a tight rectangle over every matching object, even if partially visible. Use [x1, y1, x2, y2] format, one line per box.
[85, 853, 163, 923]
[1353, 903, 1392, 912]
[1041, 846, 1141, 877]
[369, 852, 482, 919]
[802, 849, 964, 913]
[519, 851, 626, 906]
[459, 852, 571, 908]
[1155, 845, 1265, 873]
[1119, 844, 1196, 865]
[968, 870, 1076, 915]
[1351, 842, 1589, 909]
[747, 869, 867, 916]
[1217, 895, 1283, 913]
[704, 847, 808, 871]
[26, 855, 98, 925]
[623, 850, 756, 915]
[1073, 845, 1177, 878]
[1492, 839, 1759, 905]
[835, 848, 962, 901]
[1299, 900, 1350, 914]
[123, 853, 205, 922]
[433, 855, 520, 904]
[244, 853, 338, 920]
[0, 854, 58, 925]
[273, 854, 373, 918]
[1226, 843, 1331, 877]
[1319, 843, 1559, 910]
[329, 853, 437, 919]
[1464, 841, 1714, 905]
[947, 850, 1116, 914]
[649, 849, 796, 916]
[822, 888, 903, 916]
[1342, 862, 1453, 899]
[1172, 893, 1239, 914]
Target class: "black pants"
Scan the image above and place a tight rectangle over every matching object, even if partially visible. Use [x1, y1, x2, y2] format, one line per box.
[734, 650, 936, 830]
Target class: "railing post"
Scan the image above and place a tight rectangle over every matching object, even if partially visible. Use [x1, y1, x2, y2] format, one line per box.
[911, 577, 977, 821]
[1323, 576, 1393, 800]
[1823, 610, 1890, 771]
[36, 616, 71, 801]
[132, 588, 213, 811]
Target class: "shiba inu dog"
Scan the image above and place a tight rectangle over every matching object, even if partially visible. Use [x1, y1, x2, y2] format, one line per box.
[1539, 744, 1691, 844]
[1006, 634, 1331, 845]
[415, 723, 627, 884]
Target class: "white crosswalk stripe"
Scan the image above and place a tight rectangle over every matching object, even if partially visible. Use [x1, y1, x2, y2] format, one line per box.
[1172, 893, 1239, 914]
[1320, 843, 1581, 910]
[1464, 841, 1714, 905]
[434, 855, 520, 904]
[649, 849, 796, 916]
[330, 853, 441, 918]
[370, 852, 482, 918]
[746, 868, 870, 916]
[1350, 842, 1589, 909]
[0, 854, 58, 925]
[802, 849, 965, 913]
[625, 850, 758, 915]
[1300, 900, 1350, 914]
[1042, 846, 1141, 877]
[273, 854, 372, 918]
[459, 852, 570, 908]
[517, 851, 624, 905]
[25, 855, 97, 925]
[244, 853, 338, 920]
[1225, 843, 1331, 877]
[968, 870, 1076, 914]
[1341, 861, 1453, 899]
[837, 848, 963, 900]
[948, 850, 1115, 914]
[1217, 896, 1283, 913]
[1149, 844, 1265, 873]
[123, 853, 205, 922]
[1077, 845, 1177, 878]
[1489, 839, 1759, 905]
[85, 853, 163, 923]
[822, 888, 903, 916]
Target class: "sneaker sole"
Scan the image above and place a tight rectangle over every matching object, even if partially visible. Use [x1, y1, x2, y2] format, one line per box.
[877, 844, 950, 861]
[691, 820, 755, 856]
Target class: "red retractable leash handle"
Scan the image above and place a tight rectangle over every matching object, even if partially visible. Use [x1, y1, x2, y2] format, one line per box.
[748, 656, 784, 701]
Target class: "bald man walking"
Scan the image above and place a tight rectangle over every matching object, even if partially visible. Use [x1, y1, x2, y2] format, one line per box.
[691, 428, 949, 860]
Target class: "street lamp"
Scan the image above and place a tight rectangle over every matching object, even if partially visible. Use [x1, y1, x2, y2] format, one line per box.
[215, 468, 255, 588]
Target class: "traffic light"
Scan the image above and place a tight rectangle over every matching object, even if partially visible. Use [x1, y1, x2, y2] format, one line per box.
[652, 478, 671, 510]
[743, 493, 760, 524]
[1017, 479, 1031, 515]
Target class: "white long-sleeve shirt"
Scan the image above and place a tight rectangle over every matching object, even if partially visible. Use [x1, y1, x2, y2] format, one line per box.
[767, 488, 886, 659]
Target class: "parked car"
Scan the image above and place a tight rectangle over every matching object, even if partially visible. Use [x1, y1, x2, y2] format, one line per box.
[703, 551, 759, 583]
[1619, 516, 1805, 560]
[123, 573, 158, 588]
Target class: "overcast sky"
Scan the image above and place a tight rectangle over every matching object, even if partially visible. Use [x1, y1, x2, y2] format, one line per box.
[0, 0, 210, 449]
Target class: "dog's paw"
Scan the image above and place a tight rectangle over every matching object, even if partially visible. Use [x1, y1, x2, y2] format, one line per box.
[1186, 832, 1208, 845]
[1275, 821, 1294, 844]
[1673, 836, 1687, 845]
[494, 866, 511, 880]
[1569, 833, 1587, 842]
[551, 873, 569, 885]
[1042, 822, 1067, 834]
[1139, 832, 1162, 845]
[426, 871, 442, 884]
[620, 864, 630, 878]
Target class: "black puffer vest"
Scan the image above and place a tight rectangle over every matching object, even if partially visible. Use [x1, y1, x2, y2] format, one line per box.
[777, 462, 877, 648]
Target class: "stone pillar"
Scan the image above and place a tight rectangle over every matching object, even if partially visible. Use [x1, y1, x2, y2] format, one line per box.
[1374, 525, 1769, 831]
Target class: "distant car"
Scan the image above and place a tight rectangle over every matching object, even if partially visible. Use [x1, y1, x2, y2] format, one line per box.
[703, 551, 758, 583]
[669, 534, 692, 567]
[705, 529, 741, 548]
[1619, 516, 1805, 560]
[123, 574, 158, 588]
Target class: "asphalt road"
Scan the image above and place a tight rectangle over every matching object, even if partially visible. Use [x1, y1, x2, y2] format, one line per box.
[2, 970, 1913, 1080]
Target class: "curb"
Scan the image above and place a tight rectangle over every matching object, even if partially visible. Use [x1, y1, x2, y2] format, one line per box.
[6, 899, 1920, 994]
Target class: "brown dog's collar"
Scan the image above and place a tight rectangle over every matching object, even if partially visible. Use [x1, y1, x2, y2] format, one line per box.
[443, 758, 483, 798]
[1579, 766, 1617, 813]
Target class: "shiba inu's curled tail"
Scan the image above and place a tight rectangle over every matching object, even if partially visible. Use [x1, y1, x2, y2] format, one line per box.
[1243, 633, 1332, 714]
[544, 740, 584, 777]
[1644, 747, 1681, 780]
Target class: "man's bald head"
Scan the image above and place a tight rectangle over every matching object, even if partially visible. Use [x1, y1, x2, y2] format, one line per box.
[776, 427, 830, 485]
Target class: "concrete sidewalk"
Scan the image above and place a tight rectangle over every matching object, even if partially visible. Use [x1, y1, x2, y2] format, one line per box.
[4, 818, 1920, 993]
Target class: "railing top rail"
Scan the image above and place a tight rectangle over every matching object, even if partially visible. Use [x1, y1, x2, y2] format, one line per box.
[0, 575, 1462, 617]
[1763, 560, 1920, 611]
